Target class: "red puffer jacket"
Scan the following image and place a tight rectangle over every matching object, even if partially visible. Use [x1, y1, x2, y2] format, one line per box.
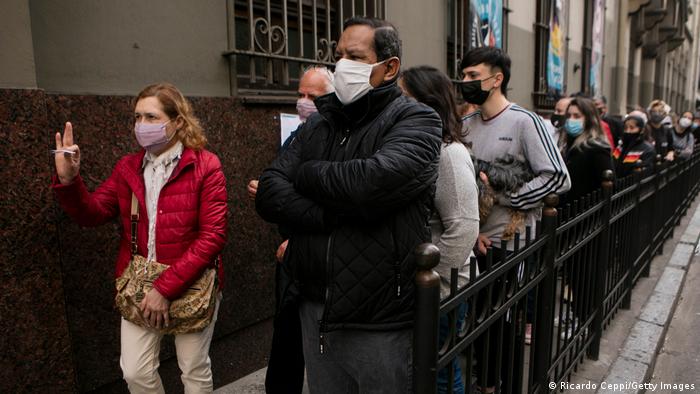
[53, 147, 227, 300]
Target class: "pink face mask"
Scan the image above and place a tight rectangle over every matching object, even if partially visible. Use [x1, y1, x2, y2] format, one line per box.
[134, 120, 173, 151]
[296, 98, 318, 122]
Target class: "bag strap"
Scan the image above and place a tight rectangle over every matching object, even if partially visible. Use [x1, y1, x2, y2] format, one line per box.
[130, 193, 139, 255]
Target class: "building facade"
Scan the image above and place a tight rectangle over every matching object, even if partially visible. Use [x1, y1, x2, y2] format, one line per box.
[1, 0, 700, 392]
[4, 1, 699, 112]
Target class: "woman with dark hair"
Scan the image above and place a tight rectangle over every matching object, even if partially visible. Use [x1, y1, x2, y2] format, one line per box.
[400, 66, 479, 394]
[616, 111, 656, 177]
[556, 97, 615, 341]
[560, 97, 615, 204]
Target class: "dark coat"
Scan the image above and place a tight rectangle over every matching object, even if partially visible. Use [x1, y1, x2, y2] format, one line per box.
[649, 124, 674, 157]
[614, 137, 656, 178]
[256, 82, 442, 331]
[561, 140, 614, 205]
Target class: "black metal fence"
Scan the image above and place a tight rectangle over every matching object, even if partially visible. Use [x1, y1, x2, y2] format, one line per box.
[413, 151, 700, 394]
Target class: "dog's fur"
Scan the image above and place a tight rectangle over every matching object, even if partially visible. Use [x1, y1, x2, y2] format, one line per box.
[474, 155, 535, 241]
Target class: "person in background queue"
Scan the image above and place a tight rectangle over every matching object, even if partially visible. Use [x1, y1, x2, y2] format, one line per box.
[672, 111, 695, 161]
[551, 95, 572, 155]
[646, 99, 675, 161]
[615, 111, 656, 177]
[594, 95, 623, 144]
[247, 66, 334, 394]
[247, 66, 334, 202]
[692, 111, 700, 141]
[560, 97, 614, 204]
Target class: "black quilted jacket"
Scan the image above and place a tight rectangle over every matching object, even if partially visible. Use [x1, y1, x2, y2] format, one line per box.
[256, 82, 442, 332]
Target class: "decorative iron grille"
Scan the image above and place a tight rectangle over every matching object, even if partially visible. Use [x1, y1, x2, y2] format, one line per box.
[223, 0, 385, 102]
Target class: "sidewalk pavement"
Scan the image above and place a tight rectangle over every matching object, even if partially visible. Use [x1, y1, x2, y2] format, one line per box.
[565, 197, 700, 394]
[216, 198, 700, 394]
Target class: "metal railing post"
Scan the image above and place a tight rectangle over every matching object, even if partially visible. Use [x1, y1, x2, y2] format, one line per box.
[588, 170, 614, 360]
[533, 194, 559, 389]
[413, 243, 441, 394]
[622, 162, 643, 309]
[652, 155, 664, 258]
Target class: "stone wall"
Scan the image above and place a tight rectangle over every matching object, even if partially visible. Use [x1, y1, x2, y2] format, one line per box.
[0, 88, 288, 392]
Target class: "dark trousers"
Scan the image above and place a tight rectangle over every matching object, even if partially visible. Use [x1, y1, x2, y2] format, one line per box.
[298, 301, 413, 394]
[474, 248, 519, 389]
[265, 264, 305, 394]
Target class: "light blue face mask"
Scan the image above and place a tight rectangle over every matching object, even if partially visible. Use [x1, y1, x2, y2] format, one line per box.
[565, 118, 584, 137]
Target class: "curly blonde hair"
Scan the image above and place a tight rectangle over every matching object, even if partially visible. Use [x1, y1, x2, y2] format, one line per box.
[135, 83, 207, 150]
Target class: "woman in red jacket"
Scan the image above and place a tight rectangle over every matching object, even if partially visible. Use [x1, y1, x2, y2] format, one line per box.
[52, 83, 227, 393]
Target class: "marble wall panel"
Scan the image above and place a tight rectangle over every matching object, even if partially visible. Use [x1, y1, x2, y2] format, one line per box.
[1, 88, 291, 392]
[0, 88, 76, 393]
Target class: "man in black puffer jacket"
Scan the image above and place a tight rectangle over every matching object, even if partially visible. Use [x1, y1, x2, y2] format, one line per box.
[256, 16, 442, 393]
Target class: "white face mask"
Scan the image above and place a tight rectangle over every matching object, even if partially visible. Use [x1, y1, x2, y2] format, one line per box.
[333, 58, 388, 105]
[680, 118, 692, 129]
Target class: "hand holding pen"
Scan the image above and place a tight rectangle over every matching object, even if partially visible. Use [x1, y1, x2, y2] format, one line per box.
[53, 122, 81, 185]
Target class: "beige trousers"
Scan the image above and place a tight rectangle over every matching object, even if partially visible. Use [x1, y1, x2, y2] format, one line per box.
[119, 297, 220, 394]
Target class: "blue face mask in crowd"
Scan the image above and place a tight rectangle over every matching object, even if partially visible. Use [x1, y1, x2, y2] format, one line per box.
[565, 118, 584, 137]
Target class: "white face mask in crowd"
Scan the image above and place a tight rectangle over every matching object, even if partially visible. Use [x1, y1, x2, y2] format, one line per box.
[333, 58, 388, 105]
[680, 118, 692, 129]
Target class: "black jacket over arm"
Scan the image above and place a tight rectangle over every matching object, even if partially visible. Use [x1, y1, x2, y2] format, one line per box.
[560, 142, 614, 206]
[256, 82, 442, 332]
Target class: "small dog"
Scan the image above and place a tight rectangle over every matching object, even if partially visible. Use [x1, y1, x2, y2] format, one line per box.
[474, 155, 535, 241]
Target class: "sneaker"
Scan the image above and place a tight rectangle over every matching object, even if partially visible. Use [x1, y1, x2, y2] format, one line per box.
[552, 316, 579, 339]
[559, 318, 579, 340]
[553, 316, 578, 328]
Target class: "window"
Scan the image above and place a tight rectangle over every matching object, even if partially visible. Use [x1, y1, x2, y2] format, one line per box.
[533, 0, 569, 110]
[446, 0, 510, 82]
[581, 0, 605, 98]
[224, 0, 386, 102]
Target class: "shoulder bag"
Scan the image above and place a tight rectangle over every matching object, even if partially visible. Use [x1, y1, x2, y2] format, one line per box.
[115, 193, 218, 335]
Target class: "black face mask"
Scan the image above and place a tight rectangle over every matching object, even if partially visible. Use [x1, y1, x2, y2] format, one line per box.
[551, 114, 566, 129]
[622, 132, 641, 147]
[459, 75, 496, 105]
[649, 113, 665, 124]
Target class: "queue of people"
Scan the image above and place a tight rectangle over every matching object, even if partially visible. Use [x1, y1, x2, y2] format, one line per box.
[50, 15, 697, 394]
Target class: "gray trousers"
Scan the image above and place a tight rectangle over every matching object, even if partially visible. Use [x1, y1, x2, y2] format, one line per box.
[299, 301, 413, 394]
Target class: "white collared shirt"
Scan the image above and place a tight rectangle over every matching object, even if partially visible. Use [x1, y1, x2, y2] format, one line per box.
[142, 141, 184, 261]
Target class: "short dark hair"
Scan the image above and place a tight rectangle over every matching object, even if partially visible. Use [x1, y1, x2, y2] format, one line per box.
[459, 46, 511, 94]
[570, 91, 591, 99]
[343, 16, 402, 61]
[401, 66, 464, 144]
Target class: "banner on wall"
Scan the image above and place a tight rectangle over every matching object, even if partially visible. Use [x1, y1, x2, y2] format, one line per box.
[590, 0, 605, 96]
[546, 0, 565, 95]
[469, 0, 503, 48]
